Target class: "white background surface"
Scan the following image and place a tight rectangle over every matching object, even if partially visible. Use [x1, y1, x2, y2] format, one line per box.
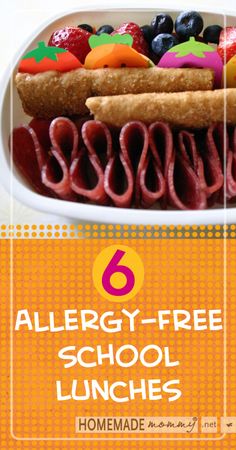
[0, 0, 235, 224]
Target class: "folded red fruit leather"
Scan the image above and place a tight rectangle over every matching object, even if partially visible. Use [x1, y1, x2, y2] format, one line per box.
[71, 121, 109, 204]
[104, 152, 134, 208]
[148, 122, 207, 210]
[204, 123, 236, 203]
[202, 123, 224, 204]
[167, 150, 207, 210]
[28, 117, 77, 201]
[10, 125, 55, 198]
[177, 130, 206, 193]
[227, 127, 236, 199]
[172, 130, 207, 209]
[120, 121, 165, 208]
[74, 120, 132, 208]
[40, 117, 78, 201]
[9, 117, 236, 211]
[148, 122, 172, 208]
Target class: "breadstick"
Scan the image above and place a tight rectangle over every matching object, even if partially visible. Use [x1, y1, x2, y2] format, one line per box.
[91, 67, 214, 95]
[15, 69, 93, 118]
[15, 67, 214, 119]
[86, 89, 236, 128]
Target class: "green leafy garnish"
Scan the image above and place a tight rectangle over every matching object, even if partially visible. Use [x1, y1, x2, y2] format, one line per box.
[89, 33, 133, 49]
[168, 37, 215, 59]
[22, 41, 67, 62]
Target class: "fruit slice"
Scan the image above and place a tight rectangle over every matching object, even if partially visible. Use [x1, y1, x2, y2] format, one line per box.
[112, 22, 149, 56]
[218, 27, 236, 63]
[48, 26, 91, 64]
[85, 43, 153, 69]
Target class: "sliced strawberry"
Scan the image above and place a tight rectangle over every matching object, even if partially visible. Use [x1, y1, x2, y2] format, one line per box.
[112, 22, 149, 56]
[48, 26, 91, 64]
[218, 27, 236, 63]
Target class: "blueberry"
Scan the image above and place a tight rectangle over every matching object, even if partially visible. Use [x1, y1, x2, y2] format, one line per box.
[151, 33, 178, 57]
[175, 11, 204, 40]
[140, 25, 154, 43]
[151, 14, 173, 36]
[203, 25, 223, 44]
[77, 24, 93, 33]
[96, 25, 114, 35]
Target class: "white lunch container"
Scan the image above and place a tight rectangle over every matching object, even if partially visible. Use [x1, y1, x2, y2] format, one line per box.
[0, 5, 235, 225]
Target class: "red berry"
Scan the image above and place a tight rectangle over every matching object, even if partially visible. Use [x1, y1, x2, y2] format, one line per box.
[48, 27, 91, 64]
[112, 22, 149, 56]
[218, 27, 236, 63]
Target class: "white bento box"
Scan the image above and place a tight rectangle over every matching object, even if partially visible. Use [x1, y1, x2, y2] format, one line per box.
[0, 5, 235, 225]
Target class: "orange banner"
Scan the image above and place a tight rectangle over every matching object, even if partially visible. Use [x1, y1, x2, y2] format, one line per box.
[0, 237, 236, 449]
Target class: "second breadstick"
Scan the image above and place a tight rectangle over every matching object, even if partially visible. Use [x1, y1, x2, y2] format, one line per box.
[86, 89, 236, 128]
